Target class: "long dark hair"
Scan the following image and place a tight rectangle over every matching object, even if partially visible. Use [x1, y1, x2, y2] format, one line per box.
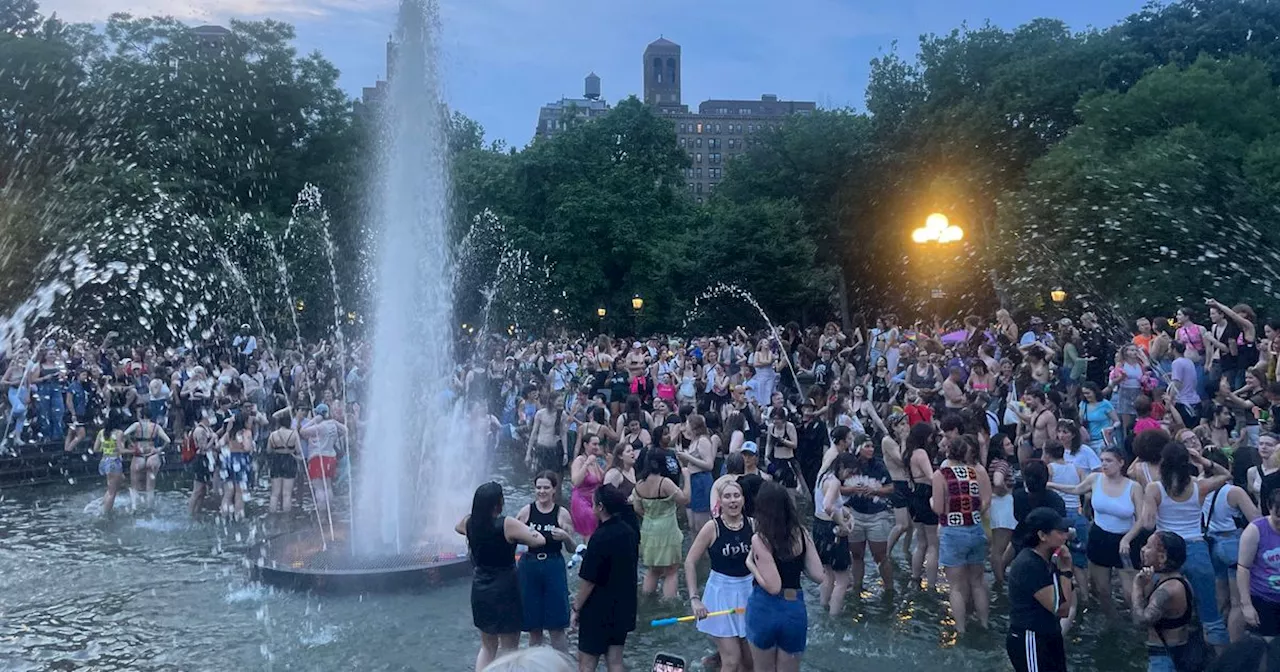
[906, 422, 936, 461]
[1159, 441, 1193, 498]
[466, 481, 504, 540]
[753, 482, 803, 561]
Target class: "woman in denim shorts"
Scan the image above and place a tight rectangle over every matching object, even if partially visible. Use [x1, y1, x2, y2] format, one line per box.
[1202, 449, 1259, 641]
[930, 434, 992, 635]
[745, 482, 824, 671]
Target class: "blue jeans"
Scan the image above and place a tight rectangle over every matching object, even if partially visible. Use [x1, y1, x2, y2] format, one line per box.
[6, 386, 27, 440]
[1147, 653, 1175, 672]
[745, 585, 807, 654]
[1209, 530, 1241, 581]
[1182, 538, 1228, 645]
[36, 381, 64, 441]
[939, 524, 988, 568]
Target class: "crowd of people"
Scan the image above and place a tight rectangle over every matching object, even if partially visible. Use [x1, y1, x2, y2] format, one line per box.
[0, 319, 362, 519]
[7, 301, 1280, 671]
[458, 303, 1280, 672]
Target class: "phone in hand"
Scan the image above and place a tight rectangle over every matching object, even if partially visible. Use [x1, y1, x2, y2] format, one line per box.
[652, 653, 686, 672]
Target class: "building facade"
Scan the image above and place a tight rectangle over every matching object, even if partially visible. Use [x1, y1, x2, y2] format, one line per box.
[642, 38, 815, 202]
[535, 73, 611, 139]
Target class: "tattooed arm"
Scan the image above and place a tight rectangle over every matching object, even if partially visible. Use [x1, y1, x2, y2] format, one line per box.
[1131, 570, 1174, 628]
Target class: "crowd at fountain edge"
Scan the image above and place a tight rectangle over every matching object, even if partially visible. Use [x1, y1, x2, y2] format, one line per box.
[4, 305, 1280, 671]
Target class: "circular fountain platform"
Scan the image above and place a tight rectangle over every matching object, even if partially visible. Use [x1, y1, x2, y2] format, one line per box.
[251, 524, 472, 593]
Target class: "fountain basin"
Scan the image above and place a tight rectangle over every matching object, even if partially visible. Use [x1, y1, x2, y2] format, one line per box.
[251, 524, 472, 593]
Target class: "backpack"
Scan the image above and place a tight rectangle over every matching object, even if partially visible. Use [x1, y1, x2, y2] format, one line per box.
[180, 431, 198, 464]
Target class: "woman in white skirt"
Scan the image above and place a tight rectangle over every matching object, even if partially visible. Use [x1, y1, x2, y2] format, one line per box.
[684, 479, 754, 672]
[986, 433, 1017, 585]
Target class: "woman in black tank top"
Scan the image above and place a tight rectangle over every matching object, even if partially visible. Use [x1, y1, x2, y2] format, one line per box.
[516, 471, 577, 651]
[683, 479, 754, 668]
[743, 482, 823, 667]
[457, 482, 547, 670]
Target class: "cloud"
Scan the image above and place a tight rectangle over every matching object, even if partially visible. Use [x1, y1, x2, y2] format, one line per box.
[39, 0, 393, 23]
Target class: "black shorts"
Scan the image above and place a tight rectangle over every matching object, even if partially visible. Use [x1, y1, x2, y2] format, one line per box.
[812, 518, 851, 571]
[890, 480, 911, 509]
[269, 452, 298, 480]
[577, 622, 628, 657]
[1252, 596, 1280, 637]
[191, 454, 216, 485]
[472, 567, 523, 635]
[1085, 523, 1125, 569]
[769, 458, 800, 489]
[534, 443, 563, 474]
[909, 482, 939, 526]
[1007, 630, 1067, 672]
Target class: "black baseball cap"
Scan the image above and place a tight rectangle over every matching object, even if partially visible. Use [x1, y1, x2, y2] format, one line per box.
[1025, 507, 1069, 538]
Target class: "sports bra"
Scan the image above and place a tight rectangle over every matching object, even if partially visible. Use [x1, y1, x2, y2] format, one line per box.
[1151, 576, 1193, 631]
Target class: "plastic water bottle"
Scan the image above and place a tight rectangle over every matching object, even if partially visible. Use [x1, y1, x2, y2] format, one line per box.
[567, 543, 587, 569]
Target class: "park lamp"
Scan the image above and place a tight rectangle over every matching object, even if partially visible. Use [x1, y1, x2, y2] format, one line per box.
[597, 307, 607, 318]
[1051, 289, 1068, 303]
[632, 295, 644, 312]
[346, 311, 357, 324]
[912, 213, 963, 244]
[294, 299, 305, 313]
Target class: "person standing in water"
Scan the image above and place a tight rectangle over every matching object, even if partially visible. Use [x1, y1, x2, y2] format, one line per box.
[266, 412, 300, 514]
[516, 471, 576, 652]
[457, 481, 547, 672]
[572, 484, 639, 672]
[570, 434, 607, 542]
[1006, 508, 1073, 672]
[300, 403, 345, 510]
[684, 478, 755, 672]
[187, 410, 219, 517]
[123, 405, 170, 510]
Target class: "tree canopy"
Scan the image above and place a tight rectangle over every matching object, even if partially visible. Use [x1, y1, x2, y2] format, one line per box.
[3, 0, 1279, 343]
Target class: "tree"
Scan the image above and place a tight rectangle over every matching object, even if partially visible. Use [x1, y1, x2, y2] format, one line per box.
[997, 56, 1280, 316]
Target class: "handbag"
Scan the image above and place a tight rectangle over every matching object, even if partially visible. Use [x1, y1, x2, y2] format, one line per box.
[1153, 576, 1216, 672]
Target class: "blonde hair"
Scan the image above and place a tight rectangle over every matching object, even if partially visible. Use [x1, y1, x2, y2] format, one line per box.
[484, 647, 575, 672]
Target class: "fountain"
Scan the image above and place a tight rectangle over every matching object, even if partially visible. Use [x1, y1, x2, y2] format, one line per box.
[252, 0, 481, 592]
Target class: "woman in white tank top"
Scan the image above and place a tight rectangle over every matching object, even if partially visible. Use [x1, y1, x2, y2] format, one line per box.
[1124, 442, 1233, 648]
[1050, 446, 1142, 615]
[1044, 441, 1089, 628]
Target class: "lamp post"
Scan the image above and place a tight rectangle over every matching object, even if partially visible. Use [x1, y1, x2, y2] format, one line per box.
[912, 213, 963, 310]
[294, 299, 305, 313]
[631, 295, 644, 337]
[597, 307, 607, 333]
[1051, 289, 1067, 304]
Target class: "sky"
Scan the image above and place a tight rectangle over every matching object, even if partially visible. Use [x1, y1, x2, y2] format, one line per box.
[41, 0, 1157, 148]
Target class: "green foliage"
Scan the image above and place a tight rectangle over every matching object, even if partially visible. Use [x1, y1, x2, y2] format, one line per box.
[998, 55, 1280, 315]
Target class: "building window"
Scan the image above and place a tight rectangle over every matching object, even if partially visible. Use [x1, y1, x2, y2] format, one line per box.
[688, 183, 695, 192]
[653, 57, 663, 84]
[709, 182, 717, 193]
[728, 138, 737, 149]
[715, 123, 721, 133]
[748, 124, 755, 133]
[696, 183, 703, 194]
[736, 124, 743, 133]
[696, 137, 702, 148]
[696, 167, 702, 178]
[709, 138, 719, 149]
[679, 138, 686, 148]
[709, 153, 721, 165]
[667, 57, 677, 84]
[679, 123, 686, 133]
[696, 153, 702, 163]
[739, 108, 752, 115]
[696, 123, 703, 134]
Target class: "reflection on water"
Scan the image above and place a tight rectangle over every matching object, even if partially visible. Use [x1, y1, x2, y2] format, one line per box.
[0, 470, 1147, 671]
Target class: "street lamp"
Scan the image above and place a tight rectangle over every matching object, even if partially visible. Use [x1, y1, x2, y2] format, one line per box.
[294, 299, 305, 313]
[597, 307, 607, 318]
[631, 295, 644, 312]
[1051, 289, 1068, 303]
[912, 212, 963, 244]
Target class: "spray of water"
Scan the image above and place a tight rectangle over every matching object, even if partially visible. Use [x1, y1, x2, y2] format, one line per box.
[355, 0, 483, 553]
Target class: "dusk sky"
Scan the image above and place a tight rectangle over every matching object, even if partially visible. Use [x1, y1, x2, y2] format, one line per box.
[43, 0, 1156, 147]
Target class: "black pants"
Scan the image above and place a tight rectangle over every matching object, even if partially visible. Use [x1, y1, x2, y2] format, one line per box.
[1007, 630, 1066, 672]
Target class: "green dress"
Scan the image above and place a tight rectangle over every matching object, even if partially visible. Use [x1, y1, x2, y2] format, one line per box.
[638, 493, 682, 568]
